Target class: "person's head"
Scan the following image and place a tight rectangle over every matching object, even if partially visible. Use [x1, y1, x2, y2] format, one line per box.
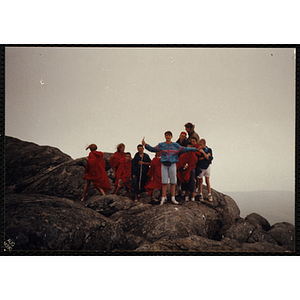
[86, 144, 97, 151]
[137, 144, 144, 154]
[187, 142, 193, 148]
[179, 131, 187, 140]
[155, 151, 161, 158]
[117, 143, 125, 153]
[190, 137, 198, 147]
[198, 138, 206, 148]
[125, 152, 132, 161]
[164, 131, 173, 142]
[184, 122, 195, 133]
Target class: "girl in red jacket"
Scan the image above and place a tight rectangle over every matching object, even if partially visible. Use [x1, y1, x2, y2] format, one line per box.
[81, 144, 111, 201]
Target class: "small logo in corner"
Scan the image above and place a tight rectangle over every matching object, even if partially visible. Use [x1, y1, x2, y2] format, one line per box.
[4, 239, 15, 251]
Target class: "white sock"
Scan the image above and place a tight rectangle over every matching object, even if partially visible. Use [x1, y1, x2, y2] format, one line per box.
[191, 197, 195, 201]
[185, 196, 189, 201]
[171, 196, 176, 201]
[161, 196, 166, 201]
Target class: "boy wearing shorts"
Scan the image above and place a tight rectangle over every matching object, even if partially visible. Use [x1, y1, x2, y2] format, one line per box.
[197, 139, 214, 201]
[142, 131, 198, 205]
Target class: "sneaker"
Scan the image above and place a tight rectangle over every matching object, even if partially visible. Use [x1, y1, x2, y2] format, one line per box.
[208, 194, 213, 202]
[199, 194, 204, 202]
[160, 197, 166, 205]
[191, 197, 195, 201]
[185, 196, 189, 202]
[171, 198, 179, 205]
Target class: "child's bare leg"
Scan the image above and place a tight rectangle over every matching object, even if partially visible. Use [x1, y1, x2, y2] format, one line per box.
[162, 184, 168, 198]
[170, 184, 176, 197]
[170, 184, 179, 204]
[115, 186, 121, 195]
[205, 177, 211, 195]
[112, 185, 117, 194]
[113, 180, 121, 195]
[199, 178, 203, 194]
[196, 177, 200, 192]
[160, 184, 168, 205]
[81, 180, 91, 201]
[185, 190, 190, 201]
[95, 185, 105, 195]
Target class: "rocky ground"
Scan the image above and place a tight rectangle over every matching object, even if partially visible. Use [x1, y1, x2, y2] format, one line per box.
[4, 136, 295, 253]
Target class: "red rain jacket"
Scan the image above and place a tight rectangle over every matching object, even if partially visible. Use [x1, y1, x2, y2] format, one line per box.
[84, 151, 111, 192]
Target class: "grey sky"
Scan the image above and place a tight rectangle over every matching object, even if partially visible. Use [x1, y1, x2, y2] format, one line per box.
[5, 47, 295, 192]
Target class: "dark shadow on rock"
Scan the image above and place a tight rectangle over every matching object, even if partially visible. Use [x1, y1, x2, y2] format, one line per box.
[5, 194, 127, 251]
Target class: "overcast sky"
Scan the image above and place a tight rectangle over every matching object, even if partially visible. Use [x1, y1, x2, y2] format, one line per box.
[5, 46, 295, 192]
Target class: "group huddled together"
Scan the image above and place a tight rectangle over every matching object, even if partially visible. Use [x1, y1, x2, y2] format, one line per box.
[81, 122, 213, 205]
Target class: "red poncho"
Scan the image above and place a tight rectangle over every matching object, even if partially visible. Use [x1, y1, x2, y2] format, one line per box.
[145, 157, 162, 196]
[110, 151, 126, 171]
[177, 151, 198, 183]
[84, 151, 111, 192]
[115, 159, 132, 188]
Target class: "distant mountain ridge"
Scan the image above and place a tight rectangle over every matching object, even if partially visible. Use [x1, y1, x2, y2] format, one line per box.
[224, 191, 295, 225]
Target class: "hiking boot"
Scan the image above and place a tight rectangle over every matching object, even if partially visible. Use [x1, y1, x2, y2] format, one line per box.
[171, 198, 179, 205]
[208, 194, 213, 202]
[199, 194, 204, 202]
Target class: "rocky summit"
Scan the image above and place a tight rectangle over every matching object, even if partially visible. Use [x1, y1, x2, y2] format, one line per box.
[4, 136, 295, 253]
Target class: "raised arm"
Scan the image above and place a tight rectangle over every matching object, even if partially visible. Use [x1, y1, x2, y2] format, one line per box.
[142, 138, 160, 153]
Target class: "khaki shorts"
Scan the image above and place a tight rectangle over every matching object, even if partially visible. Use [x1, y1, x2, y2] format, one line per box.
[197, 165, 211, 179]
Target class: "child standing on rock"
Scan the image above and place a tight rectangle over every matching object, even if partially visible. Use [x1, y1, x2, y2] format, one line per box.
[81, 144, 111, 201]
[132, 144, 151, 202]
[145, 152, 162, 203]
[197, 139, 214, 202]
[177, 143, 199, 202]
[113, 152, 132, 197]
[110, 143, 126, 181]
[142, 131, 199, 206]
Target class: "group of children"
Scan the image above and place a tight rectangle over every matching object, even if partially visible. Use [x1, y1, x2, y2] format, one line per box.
[81, 122, 213, 205]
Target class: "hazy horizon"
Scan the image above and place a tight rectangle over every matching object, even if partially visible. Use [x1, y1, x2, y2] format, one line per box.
[5, 46, 295, 193]
[224, 190, 295, 225]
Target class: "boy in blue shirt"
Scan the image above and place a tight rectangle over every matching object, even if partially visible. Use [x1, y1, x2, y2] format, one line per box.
[142, 131, 198, 205]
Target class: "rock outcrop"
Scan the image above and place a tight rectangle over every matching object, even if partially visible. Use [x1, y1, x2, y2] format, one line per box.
[4, 136, 295, 252]
[5, 136, 113, 200]
[5, 193, 127, 251]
